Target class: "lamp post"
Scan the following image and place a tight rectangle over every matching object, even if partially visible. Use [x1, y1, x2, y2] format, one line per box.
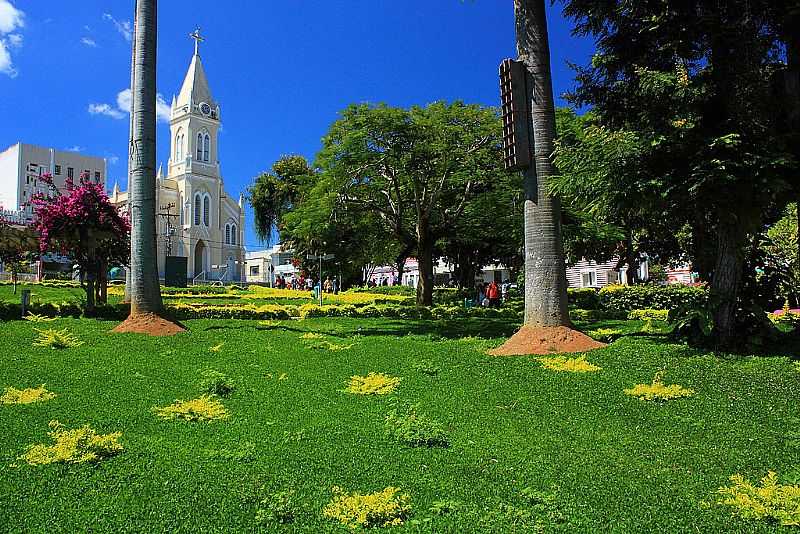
[307, 252, 335, 305]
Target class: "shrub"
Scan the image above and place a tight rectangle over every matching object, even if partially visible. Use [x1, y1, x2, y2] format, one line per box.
[323, 486, 412, 529]
[153, 395, 229, 422]
[538, 356, 602, 373]
[1, 385, 56, 405]
[346, 373, 401, 395]
[717, 471, 799, 526]
[570, 309, 603, 322]
[384, 404, 449, 448]
[20, 420, 123, 466]
[33, 328, 83, 349]
[199, 369, 235, 397]
[568, 288, 601, 310]
[23, 313, 56, 323]
[256, 490, 299, 526]
[598, 284, 708, 312]
[628, 309, 669, 321]
[624, 372, 694, 401]
[587, 328, 623, 343]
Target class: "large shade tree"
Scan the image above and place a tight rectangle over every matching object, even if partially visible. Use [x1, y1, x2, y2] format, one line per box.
[0, 216, 38, 294]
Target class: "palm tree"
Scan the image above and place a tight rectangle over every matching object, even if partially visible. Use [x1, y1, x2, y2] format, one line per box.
[514, 0, 570, 326]
[127, 0, 162, 316]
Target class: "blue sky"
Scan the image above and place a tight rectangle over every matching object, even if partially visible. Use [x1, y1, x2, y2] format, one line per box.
[0, 0, 595, 250]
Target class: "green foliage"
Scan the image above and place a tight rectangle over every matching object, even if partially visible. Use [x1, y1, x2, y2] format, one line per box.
[568, 287, 601, 310]
[628, 309, 669, 321]
[198, 369, 235, 397]
[598, 284, 708, 312]
[763, 204, 800, 307]
[384, 404, 449, 448]
[587, 328, 623, 343]
[256, 490, 299, 526]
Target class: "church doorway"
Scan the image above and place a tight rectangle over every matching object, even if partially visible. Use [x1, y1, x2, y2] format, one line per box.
[194, 240, 207, 279]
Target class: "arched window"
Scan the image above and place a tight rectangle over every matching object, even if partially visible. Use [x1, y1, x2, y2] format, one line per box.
[203, 195, 210, 226]
[203, 133, 210, 162]
[194, 194, 201, 226]
[225, 224, 231, 245]
[197, 133, 203, 160]
[231, 224, 237, 246]
[175, 129, 183, 160]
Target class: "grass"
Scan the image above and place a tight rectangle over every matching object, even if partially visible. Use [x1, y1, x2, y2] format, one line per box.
[0, 316, 798, 532]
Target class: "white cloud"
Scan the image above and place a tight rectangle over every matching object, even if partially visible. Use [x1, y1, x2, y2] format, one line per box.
[0, 0, 24, 34]
[107, 155, 120, 165]
[102, 13, 132, 42]
[117, 88, 171, 123]
[80, 37, 97, 48]
[65, 146, 84, 153]
[0, 0, 24, 78]
[92, 89, 171, 123]
[88, 103, 125, 120]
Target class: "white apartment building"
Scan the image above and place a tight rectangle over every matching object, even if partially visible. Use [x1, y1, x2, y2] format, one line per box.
[0, 143, 107, 219]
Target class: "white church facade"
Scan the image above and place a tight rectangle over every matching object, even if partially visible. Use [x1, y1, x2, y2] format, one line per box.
[113, 35, 245, 282]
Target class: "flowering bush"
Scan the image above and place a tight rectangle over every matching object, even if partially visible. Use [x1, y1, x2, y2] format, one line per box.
[1, 385, 56, 405]
[599, 284, 708, 312]
[20, 420, 123, 465]
[538, 356, 602, 373]
[323, 486, 412, 529]
[346, 373, 401, 395]
[587, 328, 624, 343]
[153, 395, 229, 422]
[628, 309, 669, 321]
[717, 471, 799, 526]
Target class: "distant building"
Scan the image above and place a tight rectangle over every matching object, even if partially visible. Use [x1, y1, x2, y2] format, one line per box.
[245, 245, 297, 285]
[111, 33, 245, 282]
[0, 142, 108, 219]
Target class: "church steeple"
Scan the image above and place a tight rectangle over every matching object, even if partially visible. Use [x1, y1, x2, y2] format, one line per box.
[174, 28, 215, 113]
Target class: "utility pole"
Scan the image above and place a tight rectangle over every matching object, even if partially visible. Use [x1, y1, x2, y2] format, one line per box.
[158, 202, 178, 258]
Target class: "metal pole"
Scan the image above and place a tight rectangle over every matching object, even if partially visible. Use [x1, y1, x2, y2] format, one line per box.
[319, 254, 323, 305]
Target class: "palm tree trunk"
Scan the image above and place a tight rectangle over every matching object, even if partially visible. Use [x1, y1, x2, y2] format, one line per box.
[124, 9, 137, 305]
[515, 0, 570, 327]
[416, 219, 435, 306]
[128, 0, 162, 315]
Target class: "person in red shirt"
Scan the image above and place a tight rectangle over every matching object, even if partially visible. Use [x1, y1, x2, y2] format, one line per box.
[487, 281, 500, 308]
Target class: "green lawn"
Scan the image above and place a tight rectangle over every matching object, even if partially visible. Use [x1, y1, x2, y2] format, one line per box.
[0, 317, 797, 532]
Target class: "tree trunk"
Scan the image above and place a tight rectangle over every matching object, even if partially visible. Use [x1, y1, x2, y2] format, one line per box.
[711, 221, 744, 348]
[11, 270, 16, 295]
[416, 220, 435, 306]
[124, 6, 137, 305]
[625, 234, 639, 285]
[515, 0, 570, 327]
[128, 0, 163, 316]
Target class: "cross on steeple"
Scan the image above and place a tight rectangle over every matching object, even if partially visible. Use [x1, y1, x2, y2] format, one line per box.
[189, 27, 204, 56]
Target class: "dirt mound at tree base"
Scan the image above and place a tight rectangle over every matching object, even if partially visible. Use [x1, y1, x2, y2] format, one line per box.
[111, 313, 186, 336]
[488, 325, 606, 356]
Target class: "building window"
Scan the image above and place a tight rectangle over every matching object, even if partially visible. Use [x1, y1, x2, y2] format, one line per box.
[175, 129, 183, 160]
[194, 194, 201, 226]
[250, 266, 259, 276]
[203, 134, 210, 162]
[55, 165, 61, 175]
[225, 224, 231, 245]
[231, 224, 236, 246]
[95, 171, 101, 182]
[203, 196, 210, 226]
[197, 133, 203, 160]
[581, 271, 597, 288]
[67, 167, 74, 179]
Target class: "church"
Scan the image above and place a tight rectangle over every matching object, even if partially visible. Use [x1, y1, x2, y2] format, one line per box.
[113, 33, 245, 282]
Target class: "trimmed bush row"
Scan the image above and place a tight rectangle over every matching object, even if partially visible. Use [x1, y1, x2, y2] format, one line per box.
[0, 301, 522, 322]
[566, 284, 708, 312]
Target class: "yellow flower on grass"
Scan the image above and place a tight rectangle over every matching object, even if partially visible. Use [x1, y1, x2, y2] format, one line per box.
[24, 313, 56, 323]
[1, 385, 56, 405]
[209, 343, 224, 353]
[538, 356, 601, 373]
[33, 328, 83, 349]
[323, 486, 412, 529]
[624, 372, 694, 401]
[301, 332, 325, 340]
[20, 420, 123, 466]
[345, 373, 401, 395]
[153, 395, 229, 422]
[717, 471, 800, 526]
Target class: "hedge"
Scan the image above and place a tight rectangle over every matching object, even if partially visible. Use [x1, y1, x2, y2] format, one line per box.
[0, 301, 522, 322]
[568, 288, 601, 310]
[598, 284, 707, 312]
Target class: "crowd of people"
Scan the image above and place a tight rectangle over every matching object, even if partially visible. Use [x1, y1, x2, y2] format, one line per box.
[273, 274, 340, 294]
[475, 280, 511, 308]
